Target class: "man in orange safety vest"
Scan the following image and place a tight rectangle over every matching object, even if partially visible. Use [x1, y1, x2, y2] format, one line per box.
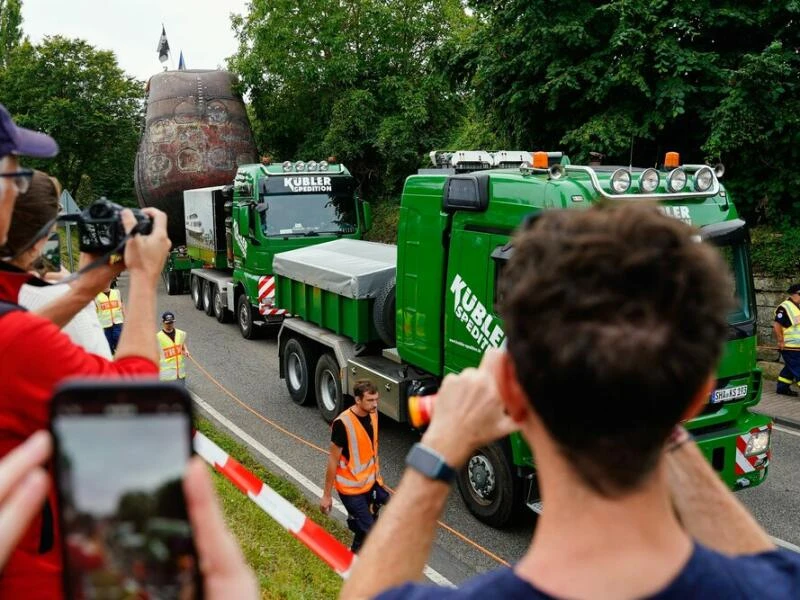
[94, 281, 124, 354]
[320, 380, 389, 552]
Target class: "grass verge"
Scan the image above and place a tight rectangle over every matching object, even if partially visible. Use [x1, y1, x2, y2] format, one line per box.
[195, 418, 351, 599]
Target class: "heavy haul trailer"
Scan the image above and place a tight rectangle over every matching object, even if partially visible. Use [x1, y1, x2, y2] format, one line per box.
[179, 160, 373, 338]
[275, 150, 772, 527]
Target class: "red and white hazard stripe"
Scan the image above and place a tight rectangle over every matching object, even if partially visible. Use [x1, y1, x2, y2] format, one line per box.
[734, 424, 771, 475]
[193, 430, 356, 578]
[258, 275, 288, 316]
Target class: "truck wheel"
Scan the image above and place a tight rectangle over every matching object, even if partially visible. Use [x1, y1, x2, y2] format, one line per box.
[373, 277, 396, 347]
[213, 285, 233, 323]
[165, 271, 180, 296]
[236, 294, 259, 339]
[283, 337, 316, 405]
[457, 441, 518, 528]
[191, 275, 203, 310]
[315, 353, 343, 423]
[202, 279, 215, 316]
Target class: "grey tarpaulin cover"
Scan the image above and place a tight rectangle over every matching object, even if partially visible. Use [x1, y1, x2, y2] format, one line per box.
[272, 239, 397, 299]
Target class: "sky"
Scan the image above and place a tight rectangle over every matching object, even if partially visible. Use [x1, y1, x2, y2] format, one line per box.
[21, 0, 250, 82]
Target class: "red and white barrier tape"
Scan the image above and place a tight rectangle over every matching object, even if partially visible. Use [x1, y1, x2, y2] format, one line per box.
[192, 430, 357, 578]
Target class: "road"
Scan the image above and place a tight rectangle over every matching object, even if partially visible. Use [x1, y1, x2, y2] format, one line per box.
[147, 277, 800, 584]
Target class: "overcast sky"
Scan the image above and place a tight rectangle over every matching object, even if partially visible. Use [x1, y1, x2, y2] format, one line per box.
[21, 0, 250, 82]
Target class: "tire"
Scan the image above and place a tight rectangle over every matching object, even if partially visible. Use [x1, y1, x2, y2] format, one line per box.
[236, 294, 259, 339]
[213, 285, 233, 323]
[315, 353, 344, 423]
[457, 441, 519, 528]
[202, 279, 215, 316]
[191, 275, 203, 310]
[373, 277, 396, 346]
[283, 337, 316, 405]
[165, 271, 180, 296]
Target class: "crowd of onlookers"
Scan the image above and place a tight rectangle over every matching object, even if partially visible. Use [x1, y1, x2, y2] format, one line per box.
[0, 103, 798, 599]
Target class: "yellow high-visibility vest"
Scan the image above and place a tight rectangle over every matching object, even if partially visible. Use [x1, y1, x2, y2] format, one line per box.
[778, 300, 800, 349]
[94, 290, 124, 328]
[157, 329, 187, 380]
[334, 410, 383, 495]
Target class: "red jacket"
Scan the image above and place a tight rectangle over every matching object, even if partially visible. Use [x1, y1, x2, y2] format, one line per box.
[0, 269, 158, 599]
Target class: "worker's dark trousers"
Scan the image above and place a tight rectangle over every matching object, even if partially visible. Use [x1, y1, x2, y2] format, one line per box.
[103, 323, 122, 354]
[338, 483, 390, 552]
[777, 349, 800, 392]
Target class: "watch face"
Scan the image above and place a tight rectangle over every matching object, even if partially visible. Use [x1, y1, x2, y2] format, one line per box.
[410, 445, 442, 475]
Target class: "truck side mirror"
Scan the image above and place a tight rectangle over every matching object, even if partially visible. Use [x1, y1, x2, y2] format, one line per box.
[362, 201, 372, 232]
[237, 204, 250, 238]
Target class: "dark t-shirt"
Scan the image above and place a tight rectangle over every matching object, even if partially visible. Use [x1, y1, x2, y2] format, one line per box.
[163, 329, 177, 341]
[331, 410, 374, 462]
[775, 299, 799, 328]
[376, 545, 800, 599]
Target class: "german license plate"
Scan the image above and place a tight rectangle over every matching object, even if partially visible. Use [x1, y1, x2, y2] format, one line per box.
[711, 385, 748, 403]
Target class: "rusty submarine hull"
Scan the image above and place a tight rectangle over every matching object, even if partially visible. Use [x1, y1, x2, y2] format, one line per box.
[134, 69, 257, 245]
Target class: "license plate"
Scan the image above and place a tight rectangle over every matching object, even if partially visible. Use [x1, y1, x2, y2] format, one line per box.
[711, 385, 748, 403]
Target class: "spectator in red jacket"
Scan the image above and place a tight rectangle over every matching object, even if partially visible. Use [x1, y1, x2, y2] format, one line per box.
[0, 103, 167, 599]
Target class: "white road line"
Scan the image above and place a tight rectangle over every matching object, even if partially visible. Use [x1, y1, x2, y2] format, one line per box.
[771, 536, 800, 553]
[191, 392, 456, 588]
[774, 424, 800, 438]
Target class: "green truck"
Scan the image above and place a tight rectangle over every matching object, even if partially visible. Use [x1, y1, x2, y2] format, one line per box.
[171, 159, 373, 338]
[274, 149, 772, 526]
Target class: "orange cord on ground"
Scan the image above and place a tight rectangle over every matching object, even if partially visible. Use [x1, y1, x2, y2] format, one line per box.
[188, 355, 512, 568]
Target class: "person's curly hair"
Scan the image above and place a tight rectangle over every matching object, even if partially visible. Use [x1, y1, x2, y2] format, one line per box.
[500, 204, 733, 496]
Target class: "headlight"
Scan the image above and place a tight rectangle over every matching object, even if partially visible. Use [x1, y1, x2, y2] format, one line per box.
[667, 168, 687, 193]
[294, 161, 306, 172]
[319, 160, 329, 171]
[639, 168, 660, 193]
[744, 430, 770, 457]
[610, 169, 631, 194]
[282, 160, 292, 172]
[307, 161, 319, 172]
[694, 166, 714, 192]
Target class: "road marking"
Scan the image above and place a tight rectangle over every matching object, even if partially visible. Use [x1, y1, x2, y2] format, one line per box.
[774, 424, 800, 438]
[190, 392, 456, 588]
[771, 536, 800, 553]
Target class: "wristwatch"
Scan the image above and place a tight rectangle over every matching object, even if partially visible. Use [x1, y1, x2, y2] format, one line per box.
[405, 443, 457, 483]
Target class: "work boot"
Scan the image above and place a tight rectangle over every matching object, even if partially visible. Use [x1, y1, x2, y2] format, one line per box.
[776, 388, 799, 397]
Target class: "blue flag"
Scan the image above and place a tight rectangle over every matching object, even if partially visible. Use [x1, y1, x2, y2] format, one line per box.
[178, 50, 186, 71]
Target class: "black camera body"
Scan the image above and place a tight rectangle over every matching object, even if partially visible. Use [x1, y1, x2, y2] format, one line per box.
[77, 199, 152, 254]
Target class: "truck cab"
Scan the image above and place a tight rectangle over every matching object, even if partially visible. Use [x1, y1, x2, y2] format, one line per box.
[275, 150, 771, 527]
[185, 159, 371, 338]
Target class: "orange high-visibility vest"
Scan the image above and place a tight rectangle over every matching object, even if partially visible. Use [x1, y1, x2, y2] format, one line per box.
[157, 329, 187, 380]
[334, 410, 383, 495]
[94, 289, 124, 328]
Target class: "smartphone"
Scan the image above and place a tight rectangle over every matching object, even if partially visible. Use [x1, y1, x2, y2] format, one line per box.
[51, 380, 202, 600]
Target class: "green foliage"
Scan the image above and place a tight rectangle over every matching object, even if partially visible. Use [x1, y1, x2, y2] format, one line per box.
[0, 36, 144, 202]
[459, 0, 800, 223]
[750, 226, 800, 278]
[0, 0, 22, 67]
[229, 0, 471, 197]
[364, 198, 401, 244]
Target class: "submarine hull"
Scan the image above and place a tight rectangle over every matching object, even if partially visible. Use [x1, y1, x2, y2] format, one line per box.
[134, 69, 257, 245]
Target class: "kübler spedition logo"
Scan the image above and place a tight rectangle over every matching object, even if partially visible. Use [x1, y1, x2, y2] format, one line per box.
[283, 176, 332, 193]
[450, 274, 505, 351]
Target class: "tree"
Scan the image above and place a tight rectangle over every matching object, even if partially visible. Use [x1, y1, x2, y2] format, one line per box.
[0, 0, 22, 68]
[459, 0, 800, 222]
[0, 36, 144, 203]
[229, 0, 471, 197]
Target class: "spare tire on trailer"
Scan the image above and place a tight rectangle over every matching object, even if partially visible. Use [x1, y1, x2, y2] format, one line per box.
[373, 277, 396, 347]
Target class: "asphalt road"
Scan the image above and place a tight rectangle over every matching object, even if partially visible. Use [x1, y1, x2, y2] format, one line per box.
[143, 276, 800, 584]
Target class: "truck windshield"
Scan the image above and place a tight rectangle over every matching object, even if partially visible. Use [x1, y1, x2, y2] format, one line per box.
[717, 241, 755, 325]
[261, 194, 357, 237]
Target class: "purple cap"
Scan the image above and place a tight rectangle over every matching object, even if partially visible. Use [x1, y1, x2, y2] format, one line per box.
[0, 104, 58, 158]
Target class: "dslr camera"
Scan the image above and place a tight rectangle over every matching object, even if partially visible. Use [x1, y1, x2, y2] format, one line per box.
[76, 198, 152, 254]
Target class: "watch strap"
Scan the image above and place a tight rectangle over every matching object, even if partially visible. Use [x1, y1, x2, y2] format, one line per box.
[405, 442, 457, 483]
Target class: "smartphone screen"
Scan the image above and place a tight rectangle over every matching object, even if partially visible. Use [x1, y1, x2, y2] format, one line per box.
[51, 381, 201, 600]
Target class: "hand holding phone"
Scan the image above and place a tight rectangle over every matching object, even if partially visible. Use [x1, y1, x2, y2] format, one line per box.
[51, 380, 201, 599]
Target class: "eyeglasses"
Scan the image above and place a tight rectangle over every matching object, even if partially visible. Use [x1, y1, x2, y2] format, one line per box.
[0, 169, 34, 194]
